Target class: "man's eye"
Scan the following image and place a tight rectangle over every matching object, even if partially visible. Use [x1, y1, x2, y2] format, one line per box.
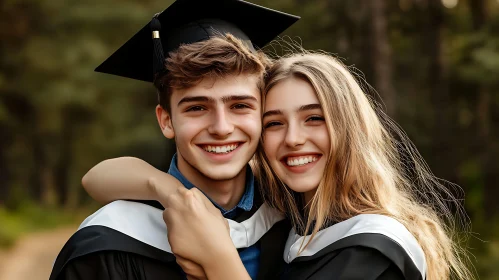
[264, 121, 281, 129]
[232, 103, 251, 110]
[186, 106, 206, 112]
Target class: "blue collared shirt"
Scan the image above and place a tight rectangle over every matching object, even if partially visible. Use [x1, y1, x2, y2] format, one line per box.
[168, 154, 260, 279]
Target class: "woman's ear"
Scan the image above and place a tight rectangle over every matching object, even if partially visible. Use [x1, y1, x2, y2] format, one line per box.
[156, 105, 175, 139]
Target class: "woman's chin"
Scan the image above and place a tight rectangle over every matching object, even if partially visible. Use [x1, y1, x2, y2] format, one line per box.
[285, 181, 319, 195]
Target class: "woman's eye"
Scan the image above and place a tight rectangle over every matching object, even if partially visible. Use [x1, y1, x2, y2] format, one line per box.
[264, 121, 281, 129]
[186, 106, 206, 112]
[306, 116, 325, 122]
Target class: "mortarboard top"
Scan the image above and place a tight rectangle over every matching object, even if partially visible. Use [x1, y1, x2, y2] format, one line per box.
[95, 0, 300, 83]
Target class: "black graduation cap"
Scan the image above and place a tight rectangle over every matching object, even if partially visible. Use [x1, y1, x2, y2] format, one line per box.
[95, 0, 300, 83]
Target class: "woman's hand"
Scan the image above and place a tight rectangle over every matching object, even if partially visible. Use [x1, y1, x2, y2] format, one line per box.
[148, 178, 228, 232]
[160, 187, 234, 266]
[151, 181, 250, 280]
[175, 254, 207, 280]
[148, 178, 223, 220]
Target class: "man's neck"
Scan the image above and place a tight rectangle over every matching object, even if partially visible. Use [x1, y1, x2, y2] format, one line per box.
[176, 156, 247, 210]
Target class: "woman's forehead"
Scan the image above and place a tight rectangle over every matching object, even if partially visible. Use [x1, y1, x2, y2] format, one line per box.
[264, 77, 320, 112]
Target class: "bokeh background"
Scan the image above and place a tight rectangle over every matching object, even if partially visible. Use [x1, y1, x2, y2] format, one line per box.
[1, 0, 498, 279]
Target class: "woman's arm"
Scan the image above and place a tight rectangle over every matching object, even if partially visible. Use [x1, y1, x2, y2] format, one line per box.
[202, 247, 250, 280]
[82, 157, 183, 204]
[164, 188, 250, 280]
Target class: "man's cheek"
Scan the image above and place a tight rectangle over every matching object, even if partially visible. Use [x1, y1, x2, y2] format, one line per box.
[238, 115, 262, 131]
[175, 123, 204, 135]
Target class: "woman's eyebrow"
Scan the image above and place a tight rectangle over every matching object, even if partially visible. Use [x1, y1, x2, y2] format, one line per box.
[262, 109, 283, 119]
[263, 104, 321, 118]
[298, 103, 322, 112]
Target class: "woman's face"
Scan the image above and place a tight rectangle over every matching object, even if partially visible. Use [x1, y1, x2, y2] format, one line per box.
[262, 76, 330, 202]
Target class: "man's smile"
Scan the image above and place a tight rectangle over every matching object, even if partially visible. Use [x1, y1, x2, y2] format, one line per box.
[199, 142, 242, 154]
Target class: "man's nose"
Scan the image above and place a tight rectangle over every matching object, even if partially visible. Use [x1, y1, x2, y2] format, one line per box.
[208, 109, 234, 137]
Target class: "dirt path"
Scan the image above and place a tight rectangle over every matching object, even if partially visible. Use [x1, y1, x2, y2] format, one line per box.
[0, 226, 78, 280]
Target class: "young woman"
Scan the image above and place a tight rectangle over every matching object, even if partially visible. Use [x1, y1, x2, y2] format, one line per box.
[83, 52, 473, 280]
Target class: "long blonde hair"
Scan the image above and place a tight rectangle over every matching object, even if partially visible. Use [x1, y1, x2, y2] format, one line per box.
[252, 51, 473, 279]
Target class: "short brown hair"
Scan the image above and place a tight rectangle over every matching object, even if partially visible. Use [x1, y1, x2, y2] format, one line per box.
[154, 34, 271, 112]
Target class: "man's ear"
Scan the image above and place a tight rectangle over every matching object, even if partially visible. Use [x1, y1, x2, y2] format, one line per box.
[156, 105, 175, 139]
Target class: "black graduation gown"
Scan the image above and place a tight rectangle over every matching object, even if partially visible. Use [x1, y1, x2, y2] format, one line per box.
[49, 190, 291, 280]
[282, 214, 426, 280]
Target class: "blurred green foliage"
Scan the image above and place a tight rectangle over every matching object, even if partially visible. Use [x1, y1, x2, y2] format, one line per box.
[0, 202, 95, 248]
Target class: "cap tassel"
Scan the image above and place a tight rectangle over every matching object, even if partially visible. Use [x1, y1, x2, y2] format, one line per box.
[150, 16, 166, 78]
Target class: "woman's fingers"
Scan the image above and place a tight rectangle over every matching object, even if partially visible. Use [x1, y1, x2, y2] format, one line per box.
[148, 177, 213, 212]
[190, 188, 229, 232]
[176, 186, 191, 196]
[158, 182, 232, 264]
[190, 188, 211, 206]
[190, 188, 220, 216]
[150, 177, 198, 209]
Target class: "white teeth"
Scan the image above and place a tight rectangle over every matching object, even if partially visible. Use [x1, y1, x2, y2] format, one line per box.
[203, 144, 239, 154]
[286, 156, 318, 166]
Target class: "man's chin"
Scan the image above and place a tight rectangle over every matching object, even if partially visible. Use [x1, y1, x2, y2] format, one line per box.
[198, 166, 246, 181]
[203, 171, 242, 181]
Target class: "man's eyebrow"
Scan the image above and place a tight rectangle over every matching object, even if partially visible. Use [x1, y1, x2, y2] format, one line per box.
[177, 96, 215, 106]
[262, 109, 283, 119]
[299, 104, 322, 111]
[221, 95, 258, 103]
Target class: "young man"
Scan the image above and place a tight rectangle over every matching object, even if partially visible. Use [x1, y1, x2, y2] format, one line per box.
[49, 0, 299, 279]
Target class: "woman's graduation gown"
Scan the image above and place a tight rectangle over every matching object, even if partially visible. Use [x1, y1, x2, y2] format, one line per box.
[49, 196, 290, 280]
[282, 214, 427, 280]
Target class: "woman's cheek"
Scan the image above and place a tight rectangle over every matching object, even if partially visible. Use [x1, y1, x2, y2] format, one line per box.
[262, 134, 276, 157]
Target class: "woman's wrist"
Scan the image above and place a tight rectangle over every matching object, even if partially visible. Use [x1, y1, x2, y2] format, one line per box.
[146, 175, 185, 202]
[203, 246, 250, 280]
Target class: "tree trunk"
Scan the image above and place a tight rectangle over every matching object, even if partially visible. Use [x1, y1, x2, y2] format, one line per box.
[32, 120, 58, 207]
[427, 0, 453, 180]
[468, 0, 495, 216]
[56, 116, 72, 207]
[470, 0, 486, 30]
[40, 165, 57, 206]
[368, 0, 396, 117]
[0, 125, 9, 205]
[33, 136, 57, 207]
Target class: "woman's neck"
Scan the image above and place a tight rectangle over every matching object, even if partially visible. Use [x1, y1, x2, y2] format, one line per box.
[303, 188, 317, 206]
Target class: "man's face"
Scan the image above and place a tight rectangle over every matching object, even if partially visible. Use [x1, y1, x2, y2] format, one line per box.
[157, 74, 262, 181]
